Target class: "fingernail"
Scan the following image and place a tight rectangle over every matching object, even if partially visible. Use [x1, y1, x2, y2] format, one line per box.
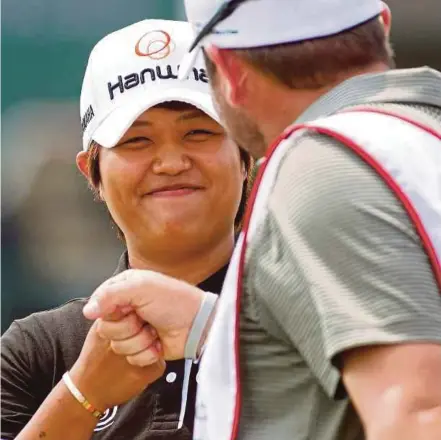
[83, 299, 100, 318]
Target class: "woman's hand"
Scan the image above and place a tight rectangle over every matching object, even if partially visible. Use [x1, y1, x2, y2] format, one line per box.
[69, 317, 165, 412]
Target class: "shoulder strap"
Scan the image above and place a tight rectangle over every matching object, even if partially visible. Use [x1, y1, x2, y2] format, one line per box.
[299, 108, 441, 293]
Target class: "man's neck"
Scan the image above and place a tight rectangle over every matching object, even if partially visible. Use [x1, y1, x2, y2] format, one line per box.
[256, 63, 390, 147]
[126, 232, 235, 286]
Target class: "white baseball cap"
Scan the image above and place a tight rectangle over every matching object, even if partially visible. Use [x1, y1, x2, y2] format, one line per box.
[80, 19, 220, 151]
[179, 0, 384, 80]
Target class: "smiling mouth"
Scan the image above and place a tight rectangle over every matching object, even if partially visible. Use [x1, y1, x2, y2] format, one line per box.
[146, 186, 204, 197]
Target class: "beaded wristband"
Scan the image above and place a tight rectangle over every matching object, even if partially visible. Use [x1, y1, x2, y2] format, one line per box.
[62, 372, 103, 419]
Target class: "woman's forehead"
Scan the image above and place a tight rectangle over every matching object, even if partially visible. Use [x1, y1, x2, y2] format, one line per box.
[132, 102, 217, 127]
[153, 101, 201, 112]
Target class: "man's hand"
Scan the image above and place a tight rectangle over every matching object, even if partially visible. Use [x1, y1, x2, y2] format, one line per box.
[69, 318, 165, 412]
[83, 269, 205, 361]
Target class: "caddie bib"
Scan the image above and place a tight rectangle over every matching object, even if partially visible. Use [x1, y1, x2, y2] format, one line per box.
[194, 109, 441, 440]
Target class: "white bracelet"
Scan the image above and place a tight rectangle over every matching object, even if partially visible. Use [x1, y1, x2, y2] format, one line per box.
[184, 292, 218, 360]
[62, 372, 103, 419]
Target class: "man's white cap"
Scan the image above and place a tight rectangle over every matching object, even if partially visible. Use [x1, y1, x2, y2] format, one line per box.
[80, 19, 219, 151]
[179, 0, 384, 80]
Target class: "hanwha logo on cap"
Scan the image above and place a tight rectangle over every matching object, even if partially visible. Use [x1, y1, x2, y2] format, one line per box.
[135, 30, 175, 59]
[94, 406, 118, 432]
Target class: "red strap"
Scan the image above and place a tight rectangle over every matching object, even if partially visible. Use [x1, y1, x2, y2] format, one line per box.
[231, 122, 308, 440]
[309, 108, 441, 291]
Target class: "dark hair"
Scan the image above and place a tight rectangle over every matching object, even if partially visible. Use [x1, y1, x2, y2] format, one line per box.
[86, 101, 254, 240]
[205, 16, 394, 89]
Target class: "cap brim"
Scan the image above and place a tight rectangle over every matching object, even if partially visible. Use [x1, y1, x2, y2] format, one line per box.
[89, 87, 219, 149]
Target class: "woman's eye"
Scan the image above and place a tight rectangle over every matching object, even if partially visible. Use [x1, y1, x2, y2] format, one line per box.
[124, 137, 152, 147]
[185, 130, 217, 141]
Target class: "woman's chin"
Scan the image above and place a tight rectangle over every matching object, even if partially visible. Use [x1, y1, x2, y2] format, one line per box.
[147, 219, 202, 240]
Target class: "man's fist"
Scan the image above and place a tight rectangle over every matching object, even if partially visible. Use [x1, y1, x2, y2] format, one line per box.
[84, 269, 205, 360]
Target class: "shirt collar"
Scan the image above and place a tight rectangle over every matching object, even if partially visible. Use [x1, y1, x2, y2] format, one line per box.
[296, 67, 441, 124]
[112, 250, 228, 294]
[113, 251, 129, 276]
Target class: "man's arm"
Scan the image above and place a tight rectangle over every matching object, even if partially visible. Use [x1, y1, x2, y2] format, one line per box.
[342, 344, 441, 440]
[267, 132, 441, 438]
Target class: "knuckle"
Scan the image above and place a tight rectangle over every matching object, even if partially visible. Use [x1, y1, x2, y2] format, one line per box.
[108, 315, 139, 340]
[131, 330, 152, 353]
[128, 314, 143, 335]
[110, 340, 123, 355]
[141, 328, 155, 347]
[96, 320, 108, 339]
[107, 321, 124, 339]
[127, 354, 144, 367]
[127, 350, 158, 367]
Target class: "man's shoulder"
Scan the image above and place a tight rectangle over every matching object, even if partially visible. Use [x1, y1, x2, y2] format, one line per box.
[279, 100, 441, 175]
[288, 100, 441, 141]
[266, 109, 427, 244]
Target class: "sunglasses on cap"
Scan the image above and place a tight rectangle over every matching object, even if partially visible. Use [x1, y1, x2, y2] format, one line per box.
[188, 0, 250, 52]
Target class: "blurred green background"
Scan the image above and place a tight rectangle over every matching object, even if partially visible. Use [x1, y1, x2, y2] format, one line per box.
[2, 0, 440, 332]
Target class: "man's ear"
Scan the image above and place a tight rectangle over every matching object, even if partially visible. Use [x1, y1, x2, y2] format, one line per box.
[205, 45, 248, 107]
[379, 1, 392, 37]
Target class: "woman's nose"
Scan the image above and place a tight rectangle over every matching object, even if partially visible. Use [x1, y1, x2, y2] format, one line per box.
[151, 144, 192, 175]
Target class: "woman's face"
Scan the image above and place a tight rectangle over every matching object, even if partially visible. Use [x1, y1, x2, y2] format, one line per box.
[92, 104, 244, 255]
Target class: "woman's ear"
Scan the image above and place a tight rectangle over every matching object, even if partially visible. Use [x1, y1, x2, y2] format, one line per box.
[76, 151, 90, 180]
[76, 150, 105, 201]
[236, 148, 249, 182]
[98, 186, 105, 201]
[242, 160, 248, 182]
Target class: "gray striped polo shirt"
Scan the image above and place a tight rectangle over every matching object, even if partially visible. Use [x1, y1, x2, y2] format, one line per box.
[238, 67, 441, 440]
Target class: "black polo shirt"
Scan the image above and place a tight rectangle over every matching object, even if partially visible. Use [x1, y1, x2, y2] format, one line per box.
[1, 252, 227, 440]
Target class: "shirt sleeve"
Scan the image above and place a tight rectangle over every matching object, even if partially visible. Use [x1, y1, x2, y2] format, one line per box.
[1, 322, 42, 439]
[264, 132, 441, 395]
[1, 300, 89, 439]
